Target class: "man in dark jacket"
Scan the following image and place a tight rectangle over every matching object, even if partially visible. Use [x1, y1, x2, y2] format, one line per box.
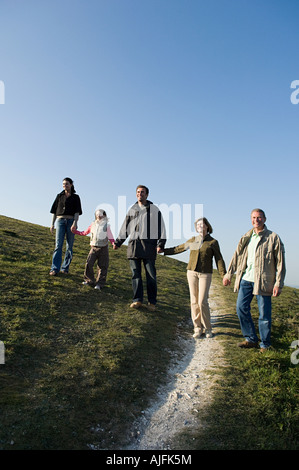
[113, 185, 166, 310]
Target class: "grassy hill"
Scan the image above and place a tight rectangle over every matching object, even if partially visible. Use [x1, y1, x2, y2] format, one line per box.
[0, 215, 192, 450]
[0, 215, 298, 450]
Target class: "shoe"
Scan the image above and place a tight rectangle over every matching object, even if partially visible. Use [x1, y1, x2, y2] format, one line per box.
[237, 340, 258, 349]
[94, 285, 101, 290]
[82, 281, 89, 285]
[193, 329, 203, 338]
[49, 270, 57, 276]
[205, 330, 213, 338]
[147, 303, 156, 311]
[130, 301, 142, 309]
[260, 347, 269, 353]
[61, 270, 68, 274]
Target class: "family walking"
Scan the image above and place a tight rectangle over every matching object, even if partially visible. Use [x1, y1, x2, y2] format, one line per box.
[49, 179, 286, 351]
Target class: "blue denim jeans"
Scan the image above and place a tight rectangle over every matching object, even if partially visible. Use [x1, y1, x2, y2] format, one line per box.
[51, 218, 75, 273]
[236, 279, 272, 348]
[129, 259, 157, 305]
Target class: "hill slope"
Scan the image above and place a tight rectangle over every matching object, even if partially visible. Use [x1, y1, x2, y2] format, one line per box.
[0, 215, 192, 450]
[0, 215, 298, 451]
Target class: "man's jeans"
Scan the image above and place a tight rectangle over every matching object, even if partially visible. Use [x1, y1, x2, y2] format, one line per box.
[129, 259, 157, 305]
[51, 218, 75, 273]
[236, 279, 272, 348]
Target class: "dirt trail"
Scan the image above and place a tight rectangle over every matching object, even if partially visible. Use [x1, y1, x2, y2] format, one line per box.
[125, 284, 225, 450]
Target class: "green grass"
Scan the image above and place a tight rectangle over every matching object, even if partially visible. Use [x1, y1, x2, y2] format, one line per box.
[0, 215, 298, 450]
[175, 275, 299, 450]
[0, 215, 191, 450]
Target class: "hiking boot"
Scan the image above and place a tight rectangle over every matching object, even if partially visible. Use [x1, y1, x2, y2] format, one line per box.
[237, 340, 258, 349]
[130, 301, 142, 309]
[147, 303, 156, 311]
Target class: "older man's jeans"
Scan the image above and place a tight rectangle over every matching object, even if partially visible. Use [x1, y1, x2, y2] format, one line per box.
[51, 218, 75, 273]
[129, 259, 157, 305]
[236, 279, 272, 348]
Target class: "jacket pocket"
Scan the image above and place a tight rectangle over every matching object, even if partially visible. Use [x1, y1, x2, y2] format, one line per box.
[260, 273, 275, 294]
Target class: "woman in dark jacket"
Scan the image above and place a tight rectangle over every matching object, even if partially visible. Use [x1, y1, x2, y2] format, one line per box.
[164, 217, 226, 338]
[49, 177, 82, 275]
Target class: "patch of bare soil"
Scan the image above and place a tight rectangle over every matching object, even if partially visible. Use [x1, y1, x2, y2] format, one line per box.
[125, 284, 225, 450]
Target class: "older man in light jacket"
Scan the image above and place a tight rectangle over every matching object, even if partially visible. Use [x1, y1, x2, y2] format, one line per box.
[223, 209, 286, 351]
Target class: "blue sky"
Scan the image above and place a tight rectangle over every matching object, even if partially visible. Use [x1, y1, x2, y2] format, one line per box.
[0, 0, 298, 287]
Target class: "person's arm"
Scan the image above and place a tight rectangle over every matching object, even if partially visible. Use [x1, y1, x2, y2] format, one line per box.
[223, 233, 250, 286]
[163, 239, 192, 256]
[157, 210, 167, 251]
[212, 240, 227, 278]
[74, 225, 91, 236]
[107, 225, 115, 244]
[273, 235, 286, 296]
[223, 249, 238, 286]
[50, 214, 57, 234]
[50, 194, 59, 233]
[71, 212, 80, 232]
[113, 212, 131, 248]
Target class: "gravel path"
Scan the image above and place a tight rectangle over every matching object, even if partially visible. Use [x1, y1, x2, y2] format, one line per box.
[125, 285, 225, 450]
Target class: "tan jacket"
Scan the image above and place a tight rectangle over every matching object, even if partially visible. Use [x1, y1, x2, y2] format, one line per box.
[224, 226, 286, 295]
[164, 234, 226, 277]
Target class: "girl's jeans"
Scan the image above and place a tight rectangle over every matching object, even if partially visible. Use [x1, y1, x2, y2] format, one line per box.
[236, 279, 272, 348]
[51, 218, 75, 273]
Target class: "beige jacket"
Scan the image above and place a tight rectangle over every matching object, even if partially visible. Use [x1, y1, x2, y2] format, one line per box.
[224, 226, 286, 296]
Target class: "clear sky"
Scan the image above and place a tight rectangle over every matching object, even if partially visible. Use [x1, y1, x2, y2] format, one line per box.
[0, 0, 298, 287]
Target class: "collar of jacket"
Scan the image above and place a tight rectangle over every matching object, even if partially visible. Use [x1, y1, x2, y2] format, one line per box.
[247, 224, 268, 238]
[203, 234, 212, 241]
[134, 200, 153, 207]
[59, 190, 75, 197]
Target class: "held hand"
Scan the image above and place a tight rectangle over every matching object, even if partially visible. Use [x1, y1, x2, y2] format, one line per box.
[157, 246, 163, 254]
[112, 243, 118, 250]
[71, 222, 78, 233]
[223, 278, 231, 287]
[272, 286, 282, 297]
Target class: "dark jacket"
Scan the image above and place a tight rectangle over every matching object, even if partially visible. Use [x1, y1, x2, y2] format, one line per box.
[114, 200, 166, 260]
[50, 191, 82, 217]
[164, 234, 226, 277]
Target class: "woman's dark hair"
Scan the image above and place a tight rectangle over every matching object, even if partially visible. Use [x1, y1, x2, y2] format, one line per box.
[63, 177, 76, 194]
[194, 217, 213, 234]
